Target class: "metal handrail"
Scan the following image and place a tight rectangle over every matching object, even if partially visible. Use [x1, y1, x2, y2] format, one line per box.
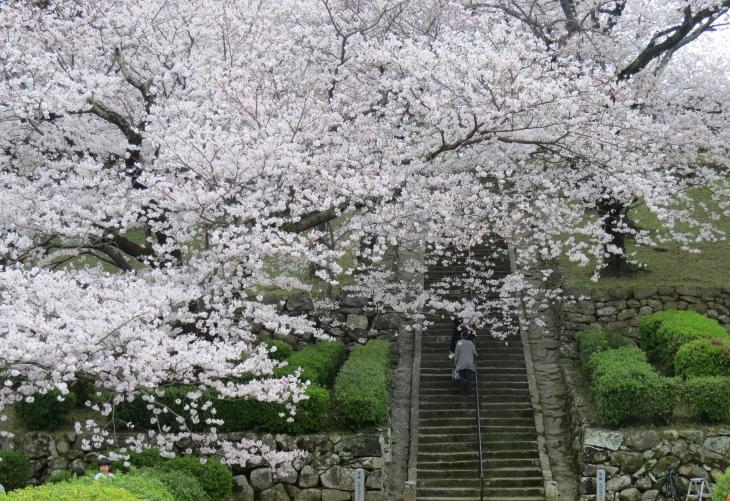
[474, 360, 485, 501]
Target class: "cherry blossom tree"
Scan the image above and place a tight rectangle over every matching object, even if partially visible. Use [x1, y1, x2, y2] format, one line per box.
[0, 0, 728, 466]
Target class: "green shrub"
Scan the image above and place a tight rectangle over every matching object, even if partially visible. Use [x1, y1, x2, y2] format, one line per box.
[285, 384, 330, 434]
[152, 469, 210, 501]
[0, 450, 32, 490]
[128, 448, 166, 468]
[5, 481, 141, 500]
[80, 472, 174, 501]
[589, 348, 677, 426]
[587, 347, 648, 377]
[334, 340, 391, 428]
[675, 338, 730, 378]
[638, 310, 728, 372]
[47, 469, 74, 483]
[264, 339, 292, 362]
[118, 382, 330, 433]
[276, 340, 346, 387]
[14, 389, 77, 431]
[716, 468, 730, 501]
[215, 383, 329, 433]
[575, 328, 608, 369]
[158, 456, 232, 501]
[114, 386, 204, 432]
[685, 377, 730, 422]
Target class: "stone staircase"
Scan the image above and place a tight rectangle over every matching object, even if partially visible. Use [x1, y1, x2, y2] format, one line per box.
[415, 244, 544, 500]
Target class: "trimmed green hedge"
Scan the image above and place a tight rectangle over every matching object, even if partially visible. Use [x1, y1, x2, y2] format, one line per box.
[158, 456, 232, 501]
[276, 340, 346, 387]
[675, 338, 730, 379]
[214, 383, 330, 433]
[334, 340, 391, 428]
[588, 348, 678, 426]
[264, 339, 293, 362]
[716, 468, 730, 501]
[0, 450, 32, 490]
[575, 327, 632, 370]
[14, 389, 77, 431]
[116, 381, 329, 434]
[5, 481, 141, 500]
[685, 377, 730, 422]
[639, 310, 728, 372]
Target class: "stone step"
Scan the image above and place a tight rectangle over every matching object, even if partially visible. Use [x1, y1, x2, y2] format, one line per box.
[418, 425, 536, 435]
[417, 497, 544, 501]
[420, 396, 531, 408]
[417, 448, 539, 461]
[420, 477, 544, 488]
[416, 486, 544, 498]
[418, 441, 538, 453]
[419, 417, 536, 427]
[418, 467, 542, 479]
[418, 433, 541, 444]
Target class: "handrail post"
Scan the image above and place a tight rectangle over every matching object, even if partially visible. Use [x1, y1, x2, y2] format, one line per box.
[475, 363, 484, 501]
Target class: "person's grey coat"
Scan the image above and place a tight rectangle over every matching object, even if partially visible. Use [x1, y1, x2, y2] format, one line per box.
[454, 339, 476, 372]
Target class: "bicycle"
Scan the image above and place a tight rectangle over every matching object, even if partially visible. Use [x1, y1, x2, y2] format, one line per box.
[655, 466, 680, 501]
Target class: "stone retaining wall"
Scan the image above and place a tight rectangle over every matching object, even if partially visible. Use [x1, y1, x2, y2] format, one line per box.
[561, 286, 730, 340]
[562, 349, 730, 500]
[2, 429, 390, 501]
[575, 427, 730, 501]
[254, 290, 403, 350]
[232, 431, 390, 501]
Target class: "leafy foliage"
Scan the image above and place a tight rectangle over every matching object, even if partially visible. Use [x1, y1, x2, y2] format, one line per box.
[716, 468, 730, 501]
[264, 339, 293, 362]
[275, 341, 346, 388]
[638, 310, 728, 372]
[214, 383, 329, 433]
[151, 469, 210, 501]
[5, 481, 141, 500]
[588, 348, 677, 426]
[334, 340, 391, 428]
[158, 456, 232, 501]
[14, 390, 77, 431]
[685, 377, 730, 422]
[80, 471, 175, 501]
[0, 450, 32, 490]
[675, 338, 730, 379]
[575, 328, 609, 369]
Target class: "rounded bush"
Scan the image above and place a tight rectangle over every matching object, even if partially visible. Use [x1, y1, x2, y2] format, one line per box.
[152, 469, 210, 501]
[575, 328, 608, 369]
[674, 338, 730, 379]
[128, 448, 166, 468]
[14, 389, 77, 431]
[638, 310, 728, 372]
[586, 347, 648, 377]
[0, 450, 32, 490]
[588, 348, 677, 426]
[158, 456, 232, 501]
[5, 481, 141, 500]
[685, 376, 730, 422]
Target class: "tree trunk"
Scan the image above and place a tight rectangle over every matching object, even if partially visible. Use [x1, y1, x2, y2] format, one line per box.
[596, 198, 634, 276]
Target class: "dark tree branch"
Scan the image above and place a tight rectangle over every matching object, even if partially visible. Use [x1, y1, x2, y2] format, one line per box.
[618, 2, 730, 81]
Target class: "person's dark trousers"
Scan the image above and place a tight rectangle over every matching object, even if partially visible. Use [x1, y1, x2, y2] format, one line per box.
[459, 369, 473, 393]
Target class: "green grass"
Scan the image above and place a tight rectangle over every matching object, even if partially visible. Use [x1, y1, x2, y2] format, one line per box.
[559, 185, 730, 288]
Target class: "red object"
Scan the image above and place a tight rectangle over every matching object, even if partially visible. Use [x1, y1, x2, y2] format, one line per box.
[725, 493, 730, 501]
